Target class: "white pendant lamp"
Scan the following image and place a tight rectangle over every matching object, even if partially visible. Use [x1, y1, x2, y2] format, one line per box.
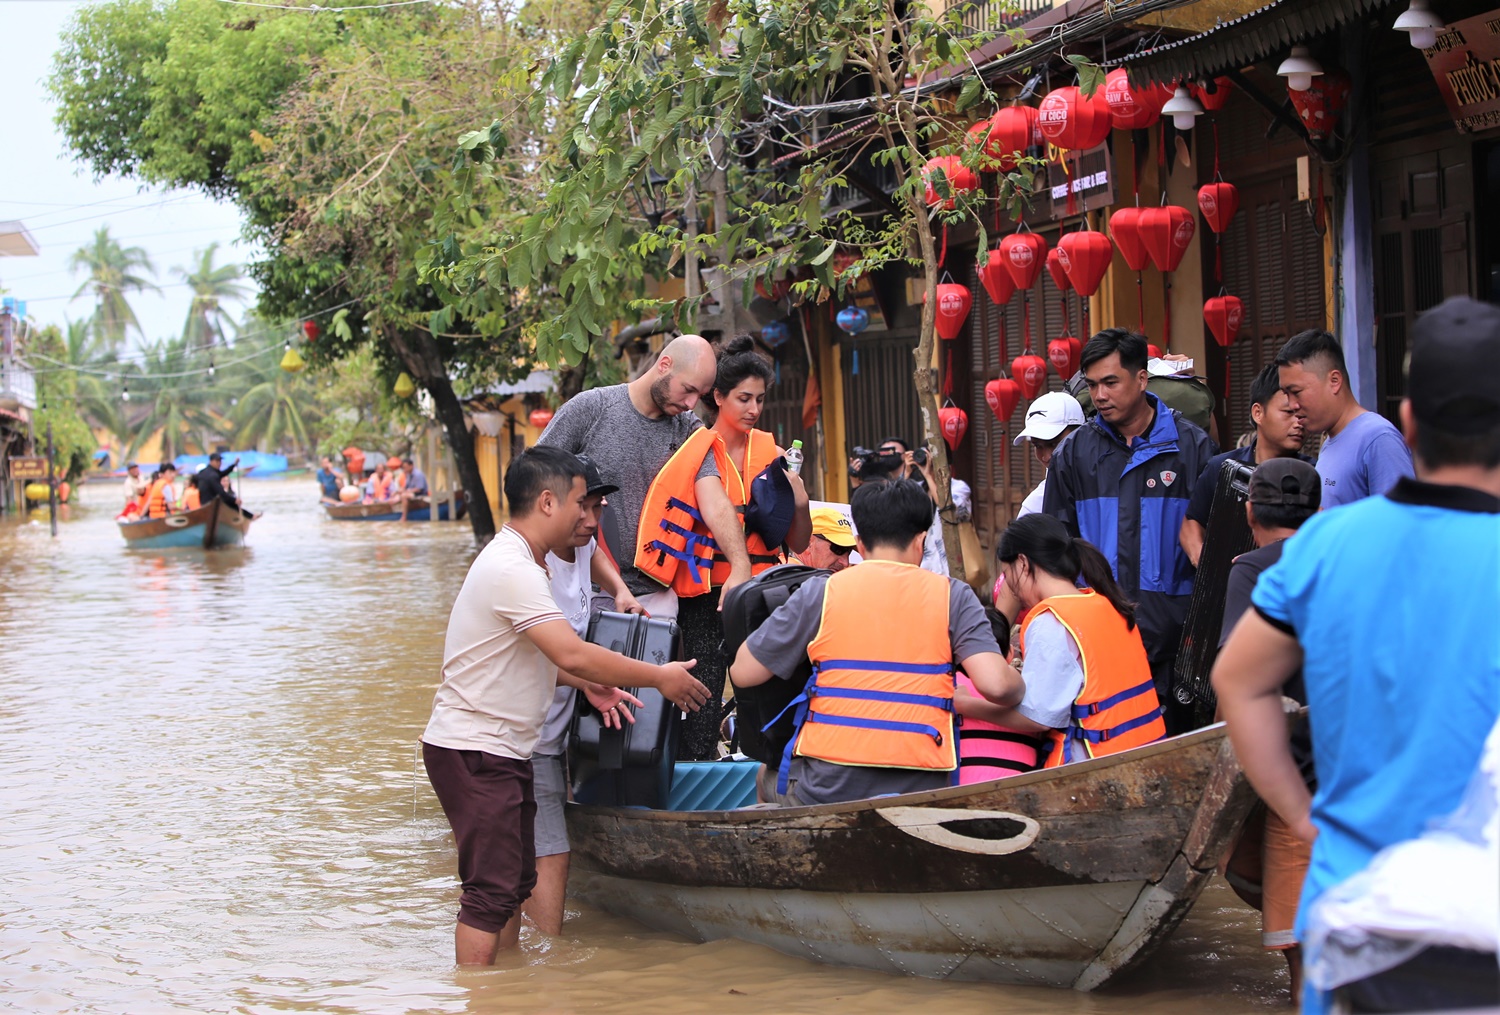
[1161, 85, 1206, 131]
[1393, 0, 1443, 49]
[1277, 45, 1324, 92]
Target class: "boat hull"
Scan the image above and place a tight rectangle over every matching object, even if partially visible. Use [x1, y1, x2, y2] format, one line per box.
[118, 499, 255, 549]
[321, 497, 458, 521]
[565, 725, 1253, 990]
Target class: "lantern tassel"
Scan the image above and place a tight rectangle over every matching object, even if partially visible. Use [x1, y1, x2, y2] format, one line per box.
[1136, 273, 1145, 333]
[939, 222, 947, 268]
[852, 347, 859, 375]
[1163, 276, 1172, 352]
[1022, 292, 1033, 353]
[944, 346, 954, 398]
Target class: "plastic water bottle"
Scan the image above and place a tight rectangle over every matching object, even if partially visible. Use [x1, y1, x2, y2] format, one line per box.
[785, 440, 804, 475]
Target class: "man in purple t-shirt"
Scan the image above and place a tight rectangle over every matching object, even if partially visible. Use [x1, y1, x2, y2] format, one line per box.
[1276, 330, 1412, 509]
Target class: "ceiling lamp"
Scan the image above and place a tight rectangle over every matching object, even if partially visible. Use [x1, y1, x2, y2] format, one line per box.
[1161, 85, 1205, 131]
[1394, 0, 1444, 49]
[1277, 45, 1324, 92]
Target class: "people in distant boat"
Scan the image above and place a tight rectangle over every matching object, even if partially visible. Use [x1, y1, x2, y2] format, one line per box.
[316, 457, 345, 503]
[122, 462, 149, 512]
[730, 479, 1020, 806]
[386, 456, 407, 498]
[989, 513, 1167, 769]
[194, 453, 241, 511]
[400, 458, 428, 499]
[364, 461, 394, 503]
[180, 471, 202, 512]
[141, 462, 179, 520]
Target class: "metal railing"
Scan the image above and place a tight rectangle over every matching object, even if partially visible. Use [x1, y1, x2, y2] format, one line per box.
[945, 0, 1053, 34]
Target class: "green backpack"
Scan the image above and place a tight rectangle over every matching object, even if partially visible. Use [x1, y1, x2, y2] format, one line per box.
[1070, 375, 1216, 435]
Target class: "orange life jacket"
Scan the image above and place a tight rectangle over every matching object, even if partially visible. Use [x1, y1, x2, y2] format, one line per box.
[1019, 590, 1166, 768]
[787, 561, 957, 780]
[142, 478, 172, 520]
[370, 473, 392, 501]
[182, 484, 201, 511]
[955, 672, 1042, 784]
[634, 429, 732, 597]
[710, 428, 786, 585]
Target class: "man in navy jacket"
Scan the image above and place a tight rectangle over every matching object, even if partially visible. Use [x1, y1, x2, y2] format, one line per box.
[1042, 329, 1216, 732]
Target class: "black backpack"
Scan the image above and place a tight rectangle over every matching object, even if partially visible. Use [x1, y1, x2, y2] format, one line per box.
[720, 564, 830, 765]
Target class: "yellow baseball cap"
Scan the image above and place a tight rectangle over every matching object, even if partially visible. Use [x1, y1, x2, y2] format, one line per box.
[809, 507, 856, 549]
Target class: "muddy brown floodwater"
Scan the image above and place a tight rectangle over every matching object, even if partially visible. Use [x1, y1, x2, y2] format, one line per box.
[0, 478, 1288, 1013]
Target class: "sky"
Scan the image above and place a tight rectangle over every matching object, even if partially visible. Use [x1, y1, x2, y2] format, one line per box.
[0, 0, 252, 348]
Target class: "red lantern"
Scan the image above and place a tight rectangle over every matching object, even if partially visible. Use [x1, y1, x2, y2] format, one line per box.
[1038, 86, 1113, 152]
[1197, 181, 1240, 234]
[1103, 69, 1171, 130]
[302, 320, 320, 342]
[977, 248, 1017, 305]
[1109, 207, 1151, 272]
[938, 406, 969, 450]
[934, 282, 972, 341]
[923, 155, 979, 209]
[529, 408, 554, 429]
[1000, 232, 1048, 290]
[1192, 76, 1235, 111]
[1204, 295, 1245, 348]
[984, 377, 1022, 422]
[1148, 343, 1163, 359]
[1047, 336, 1082, 380]
[1011, 353, 1048, 400]
[1046, 247, 1073, 293]
[1056, 229, 1115, 297]
[1140, 205, 1196, 273]
[1289, 69, 1351, 141]
[985, 105, 1042, 172]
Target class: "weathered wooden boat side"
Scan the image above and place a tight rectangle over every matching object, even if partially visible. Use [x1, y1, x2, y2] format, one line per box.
[118, 499, 257, 549]
[565, 724, 1254, 990]
[321, 497, 456, 521]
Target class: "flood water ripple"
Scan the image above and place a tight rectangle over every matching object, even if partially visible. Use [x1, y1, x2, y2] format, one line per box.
[0, 479, 1284, 1013]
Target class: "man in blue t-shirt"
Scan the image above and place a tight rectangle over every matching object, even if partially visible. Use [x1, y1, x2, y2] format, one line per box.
[1213, 296, 1500, 1014]
[1276, 330, 1412, 509]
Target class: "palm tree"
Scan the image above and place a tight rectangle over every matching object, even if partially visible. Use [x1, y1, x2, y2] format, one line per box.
[176, 244, 249, 349]
[68, 226, 161, 351]
[125, 335, 224, 461]
[229, 333, 320, 457]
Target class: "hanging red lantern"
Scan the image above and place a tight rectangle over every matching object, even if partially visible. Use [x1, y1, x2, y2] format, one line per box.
[1103, 69, 1171, 130]
[1197, 181, 1240, 234]
[1204, 295, 1245, 348]
[984, 377, 1022, 422]
[977, 248, 1017, 305]
[1046, 247, 1073, 293]
[1000, 232, 1048, 290]
[1047, 336, 1082, 380]
[967, 118, 1000, 170]
[1140, 205, 1196, 273]
[1109, 207, 1151, 272]
[529, 407, 554, 429]
[1056, 229, 1115, 297]
[1148, 343, 1164, 359]
[938, 406, 969, 450]
[1289, 69, 1351, 141]
[1192, 76, 1235, 111]
[922, 155, 979, 210]
[985, 105, 1042, 172]
[934, 282, 972, 341]
[302, 320, 320, 342]
[1011, 352, 1048, 400]
[1038, 86, 1113, 152]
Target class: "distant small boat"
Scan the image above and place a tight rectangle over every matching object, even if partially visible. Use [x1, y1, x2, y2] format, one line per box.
[118, 498, 257, 550]
[321, 497, 463, 522]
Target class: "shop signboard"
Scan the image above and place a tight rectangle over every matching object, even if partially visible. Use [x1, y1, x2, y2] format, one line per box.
[1420, 8, 1500, 134]
[8, 456, 47, 480]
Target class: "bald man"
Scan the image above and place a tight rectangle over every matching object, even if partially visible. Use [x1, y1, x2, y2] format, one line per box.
[538, 335, 753, 618]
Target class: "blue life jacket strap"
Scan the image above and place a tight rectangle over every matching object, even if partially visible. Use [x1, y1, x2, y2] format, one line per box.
[809, 686, 954, 711]
[815, 658, 952, 676]
[1070, 679, 1158, 719]
[803, 711, 946, 745]
[1069, 706, 1164, 744]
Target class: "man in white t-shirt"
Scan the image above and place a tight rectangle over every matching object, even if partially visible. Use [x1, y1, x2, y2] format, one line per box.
[1013, 392, 1085, 518]
[421, 447, 709, 966]
[523, 457, 643, 936]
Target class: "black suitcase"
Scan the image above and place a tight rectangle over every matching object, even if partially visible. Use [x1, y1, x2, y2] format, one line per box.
[568, 611, 683, 808]
[1170, 459, 1255, 730]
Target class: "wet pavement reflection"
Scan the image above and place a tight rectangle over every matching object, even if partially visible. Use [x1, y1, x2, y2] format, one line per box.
[0, 479, 1284, 1013]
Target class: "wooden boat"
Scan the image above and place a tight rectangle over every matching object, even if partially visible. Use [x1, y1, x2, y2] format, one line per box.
[118, 498, 257, 549]
[321, 497, 462, 522]
[565, 724, 1254, 991]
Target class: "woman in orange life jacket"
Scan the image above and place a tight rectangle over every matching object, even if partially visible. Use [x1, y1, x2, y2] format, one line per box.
[979, 513, 1167, 768]
[140, 463, 179, 520]
[672, 335, 813, 761]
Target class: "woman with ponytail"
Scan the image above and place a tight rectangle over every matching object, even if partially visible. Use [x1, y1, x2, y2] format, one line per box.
[674, 335, 812, 761]
[968, 513, 1166, 769]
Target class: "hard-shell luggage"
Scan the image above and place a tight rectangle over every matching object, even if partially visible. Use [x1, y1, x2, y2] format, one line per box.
[568, 611, 683, 808]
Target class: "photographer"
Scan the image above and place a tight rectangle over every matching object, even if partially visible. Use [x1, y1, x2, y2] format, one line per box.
[849, 440, 948, 576]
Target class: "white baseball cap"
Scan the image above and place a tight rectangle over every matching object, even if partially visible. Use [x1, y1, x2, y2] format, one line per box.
[1013, 391, 1086, 445]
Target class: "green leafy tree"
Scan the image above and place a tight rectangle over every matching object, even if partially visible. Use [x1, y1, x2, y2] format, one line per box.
[426, 0, 1038, 571]
[67, 226, 161, 349]
[177, 243, 249, 348]
[27, 325, 102, 482]
[122, 335, 224, 461]
[222, 331, 319, 456]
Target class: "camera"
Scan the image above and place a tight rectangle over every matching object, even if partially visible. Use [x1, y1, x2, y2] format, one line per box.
[850, 446, 905, 480]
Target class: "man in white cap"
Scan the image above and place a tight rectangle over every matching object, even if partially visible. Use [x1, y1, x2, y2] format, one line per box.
[1013, 391, 1086, 517]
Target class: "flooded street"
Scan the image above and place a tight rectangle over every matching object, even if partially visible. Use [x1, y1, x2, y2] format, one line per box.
[1, 479, 1284, 1013]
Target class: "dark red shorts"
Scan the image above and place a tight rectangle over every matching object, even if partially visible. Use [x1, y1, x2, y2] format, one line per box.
[423, 743, 537, 934]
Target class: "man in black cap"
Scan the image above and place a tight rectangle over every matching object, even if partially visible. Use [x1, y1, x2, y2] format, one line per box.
[194, 452, 242, 511]
[1214, 296, 1500, 1015]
